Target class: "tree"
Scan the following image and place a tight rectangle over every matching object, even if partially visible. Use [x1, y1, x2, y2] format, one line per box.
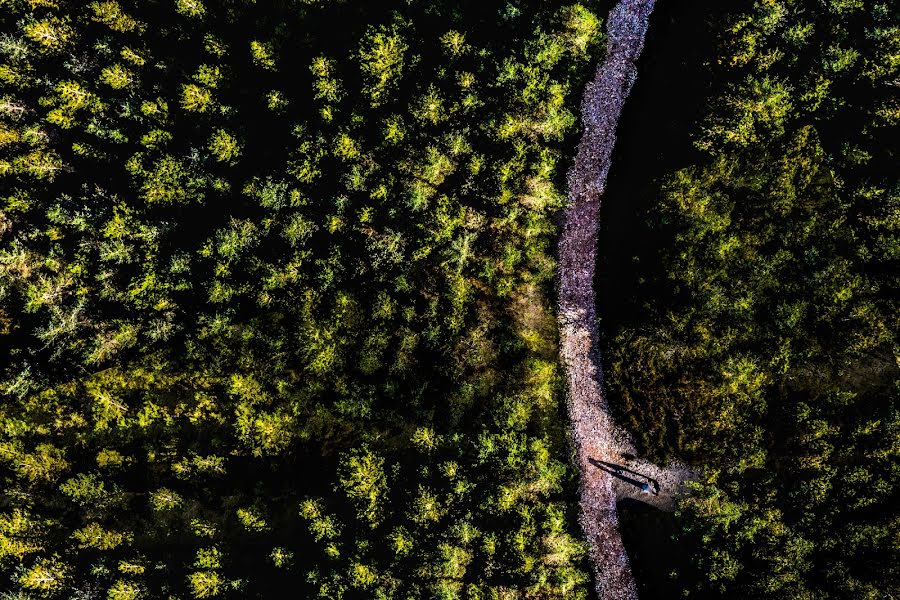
[359, 24, 407, 106]
[338, 447, 388, 528]
[208, 129, 241, 163]
[19, 556, 70, 596]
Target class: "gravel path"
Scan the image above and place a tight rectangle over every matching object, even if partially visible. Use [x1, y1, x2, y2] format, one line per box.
[556, 1, 690, 598]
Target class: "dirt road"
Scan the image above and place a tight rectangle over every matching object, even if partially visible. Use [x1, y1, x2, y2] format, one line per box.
[557, 1, 660, 598]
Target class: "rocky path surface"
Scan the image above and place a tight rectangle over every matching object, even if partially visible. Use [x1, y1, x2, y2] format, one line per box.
[557, 1, 693, 598]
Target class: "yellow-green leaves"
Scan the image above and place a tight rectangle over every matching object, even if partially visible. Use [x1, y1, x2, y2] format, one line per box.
[46, 80, 103, 129]
[310, 55, 343, 121]
[19, 556, 69, 595]
[90, 1, 141, 33]
[411, 85, 447, 125]
[1, 443, 69, 483]
[100, 64, 133, 89]
[59, 473, 107, 506]
[181, 83, 213, 113]
[440, 30, 468, 57]
[411, 426, 438, 452]
[266, 90, 288, 112]
[389, 527, 414, 556]
[0, 509, 44, 562]
[107, 580, 142, 600]
[269, 547, 294, 568]
[560, 4, 602, 56]
[1, 147, 63, 181]
[139, 155, 199, 204]
[149, 488, 183, 511]
[383, 115, 406, 144]
[176, 0, 206, 19]
[823, 43, 861, 74]
[179, 66, 223, 116]
[349, 562, 378, 589]
[0, 1, 643, 596]
[120, 47, 146, 66]
[338, 447, 387, 528]
[359, 25, 407, 106]
[410, 486, 443, 524]
[299, 499, 342, 543]
[140, 98, 168, 120]
[71, 522, 131, 550]
[250, 40, 276, 70]
[191, 519, 218, 539]
[194, 547, 221, 570]
[23, 18, 74, 53]
[96, 448, 126, 469]
[234, 403, 295, 456]
[236, 507, 269, 532]
[204, 34, 227, 57]
[699, 77, 793, 150]
[333, 132, 359, 161]
[824, 0, 865, 15]
[187, 570, 221, 598]
[139, 128, 172, 149]
[208, 129, 241, 163]
[172, 453, 226, 479]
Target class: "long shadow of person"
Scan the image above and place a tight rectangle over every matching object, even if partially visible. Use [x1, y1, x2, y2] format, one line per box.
[588, 458, 660, 496]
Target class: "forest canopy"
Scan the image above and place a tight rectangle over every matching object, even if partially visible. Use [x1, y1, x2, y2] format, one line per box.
[603, 0, 899, 597]
[0, 0, 602, 597]
[1, 0, 898, 598]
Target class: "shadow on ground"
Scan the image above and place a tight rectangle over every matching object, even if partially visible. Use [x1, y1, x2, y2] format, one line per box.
[596, 0, 735, 335]
[597, 2, 737, 597]
[617, 498, 707, 599]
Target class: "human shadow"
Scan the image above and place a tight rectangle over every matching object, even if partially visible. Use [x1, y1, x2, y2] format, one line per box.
[588, 458, 660, 496]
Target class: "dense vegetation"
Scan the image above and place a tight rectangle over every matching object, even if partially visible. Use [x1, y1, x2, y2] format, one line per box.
[605, 0, 899, 596]
[4, 0, 898, 597]
[0, 0, 607, 597]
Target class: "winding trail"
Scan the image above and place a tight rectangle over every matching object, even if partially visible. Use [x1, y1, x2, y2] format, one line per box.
[557, 1, 693, 598]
